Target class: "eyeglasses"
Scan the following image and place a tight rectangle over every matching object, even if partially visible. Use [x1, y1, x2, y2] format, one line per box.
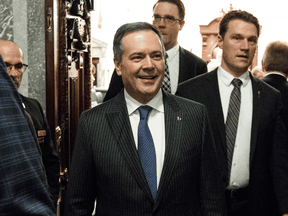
[5, 63, 28, 73]
[152, 15, 182, 24]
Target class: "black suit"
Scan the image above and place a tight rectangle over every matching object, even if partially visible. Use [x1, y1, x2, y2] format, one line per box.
[65, 90, 226, 216]
[103, 47, 207, 102]
[20, 94, 60, 207]
[262, 73, 288, 136]
[176, 68, 288, 215]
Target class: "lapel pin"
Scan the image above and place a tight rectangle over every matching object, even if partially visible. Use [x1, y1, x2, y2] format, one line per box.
[177, 116, 181, 121]
[258, 91, 260, 98]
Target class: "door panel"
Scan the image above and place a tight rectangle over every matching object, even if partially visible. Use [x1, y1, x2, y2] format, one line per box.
[45, 0, 93, 215]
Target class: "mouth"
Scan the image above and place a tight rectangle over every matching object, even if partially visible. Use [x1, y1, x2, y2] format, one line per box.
[139, 75, 158, 80]
[159, 31, 167, 36]
[237, 55, 248, 59]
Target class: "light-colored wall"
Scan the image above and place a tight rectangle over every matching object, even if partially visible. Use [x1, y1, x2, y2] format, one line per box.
[8, 0, 46, 112]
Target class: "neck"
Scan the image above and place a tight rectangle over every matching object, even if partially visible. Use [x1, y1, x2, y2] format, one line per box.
[165, 42, 178, 51]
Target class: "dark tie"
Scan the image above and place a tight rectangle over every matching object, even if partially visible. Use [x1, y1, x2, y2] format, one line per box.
[137, 106, 157, 199]
[161, 54, 171, 93]
[226, 78, 242, 181]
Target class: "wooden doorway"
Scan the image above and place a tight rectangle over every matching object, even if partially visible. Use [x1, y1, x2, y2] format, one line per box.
[45, 0, 93, 215]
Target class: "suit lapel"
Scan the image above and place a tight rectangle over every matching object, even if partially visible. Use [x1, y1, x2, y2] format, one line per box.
[154, 91, 182, 207]
[205, 70, 227, 154]
[178, 46, 184, 84]
[106, 91, 154, 202]
[250, 75, 262, 165]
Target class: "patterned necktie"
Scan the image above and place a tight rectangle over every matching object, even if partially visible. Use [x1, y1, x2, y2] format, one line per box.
[226, 78, 242, 181]
[161, 54, 171, 93]
[137, 106, 157, 199]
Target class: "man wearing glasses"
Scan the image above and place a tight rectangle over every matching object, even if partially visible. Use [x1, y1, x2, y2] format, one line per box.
[103, 0, 207, 101]
[0, 39, 60, 208]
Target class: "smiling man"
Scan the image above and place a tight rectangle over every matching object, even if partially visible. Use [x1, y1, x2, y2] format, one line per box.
[103, 0, 207, 102]
[65, 22, 226, 216]
[177, 10, 288, 216]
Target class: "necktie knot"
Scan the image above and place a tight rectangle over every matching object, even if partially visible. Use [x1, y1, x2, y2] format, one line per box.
[231, 78, 242, 88]
[138, 106, 152, 121]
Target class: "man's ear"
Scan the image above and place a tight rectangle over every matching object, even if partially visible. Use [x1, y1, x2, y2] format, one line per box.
[179, 20, 185, 31]
[218, 35, 223, 49]
[114, 59, 122, 76]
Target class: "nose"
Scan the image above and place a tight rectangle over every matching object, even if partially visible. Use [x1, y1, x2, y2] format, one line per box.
[157, 17, 166, 27]
[240, 39, 249, 50]
[142, 56, 154, 70]
[8, 66, 18, 77]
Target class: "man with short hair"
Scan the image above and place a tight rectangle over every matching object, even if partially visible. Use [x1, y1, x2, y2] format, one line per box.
[177, 10, 288, 216]
[65, 22, 226, 215]
[103, 0, 207, 101]
[0, 39, 60, 207]
[262, 40, 288, 137]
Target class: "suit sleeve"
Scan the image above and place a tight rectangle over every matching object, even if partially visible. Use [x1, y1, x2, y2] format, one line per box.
[271, 94, 288, 214]
[36, 101, 60, 207]
[200, 106, 227, 216]
[65, 112, 97, 215]
[103, 68, 124, 102]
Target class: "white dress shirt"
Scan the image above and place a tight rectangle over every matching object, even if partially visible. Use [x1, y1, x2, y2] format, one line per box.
[124, 89, 165, 188]
[166, 44, 180, 95]
[217, 66, 253, 189]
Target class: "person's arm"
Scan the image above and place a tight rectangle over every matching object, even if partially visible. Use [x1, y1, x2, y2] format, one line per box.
[65, 112, 97, 215]
[271, 93, 288, 215]
[0, 55, 55, 215]
[38, 101, 60, 207]
[199, 106, 227, 216]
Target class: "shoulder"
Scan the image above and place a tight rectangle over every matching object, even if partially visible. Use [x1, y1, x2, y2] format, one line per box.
[254, 78, 282, 103]
[179, 69, 213, 89]
[20, 94, 44, 117]
[180, 47, 206, 65]
[20, 94, 41, 108]
[81, 91, 125, 120]
[164, 91, 206, 113]
[257, 78, 280, 93]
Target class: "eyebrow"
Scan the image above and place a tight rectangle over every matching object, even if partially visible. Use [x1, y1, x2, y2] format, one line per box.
[129, 50, 163, 57]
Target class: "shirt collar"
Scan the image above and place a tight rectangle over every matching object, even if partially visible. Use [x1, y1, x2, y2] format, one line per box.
[166, 44, 179, 62]
[265, 71, 287, 78]
[218, 65, 250, 87]
[124, 89, 164, 116]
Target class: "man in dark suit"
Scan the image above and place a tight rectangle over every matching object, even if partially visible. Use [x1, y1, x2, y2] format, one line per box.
[103, 0, 207, 102]
[0, 55, 56, 215]
[262, 40, 288, 136]
[0, 39, 60, 207]
[177, 10, 288, 216]
[65, 22, 226, 215]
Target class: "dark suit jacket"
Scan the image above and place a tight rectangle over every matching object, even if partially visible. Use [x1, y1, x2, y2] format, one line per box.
[103, 47, 207, 102]
[20, 94, 60, 207]
[262, 73, 288, 136]
[176, 68, 288, 215]
[65, 90, 226, 216]
[0, 55, 55, 215]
